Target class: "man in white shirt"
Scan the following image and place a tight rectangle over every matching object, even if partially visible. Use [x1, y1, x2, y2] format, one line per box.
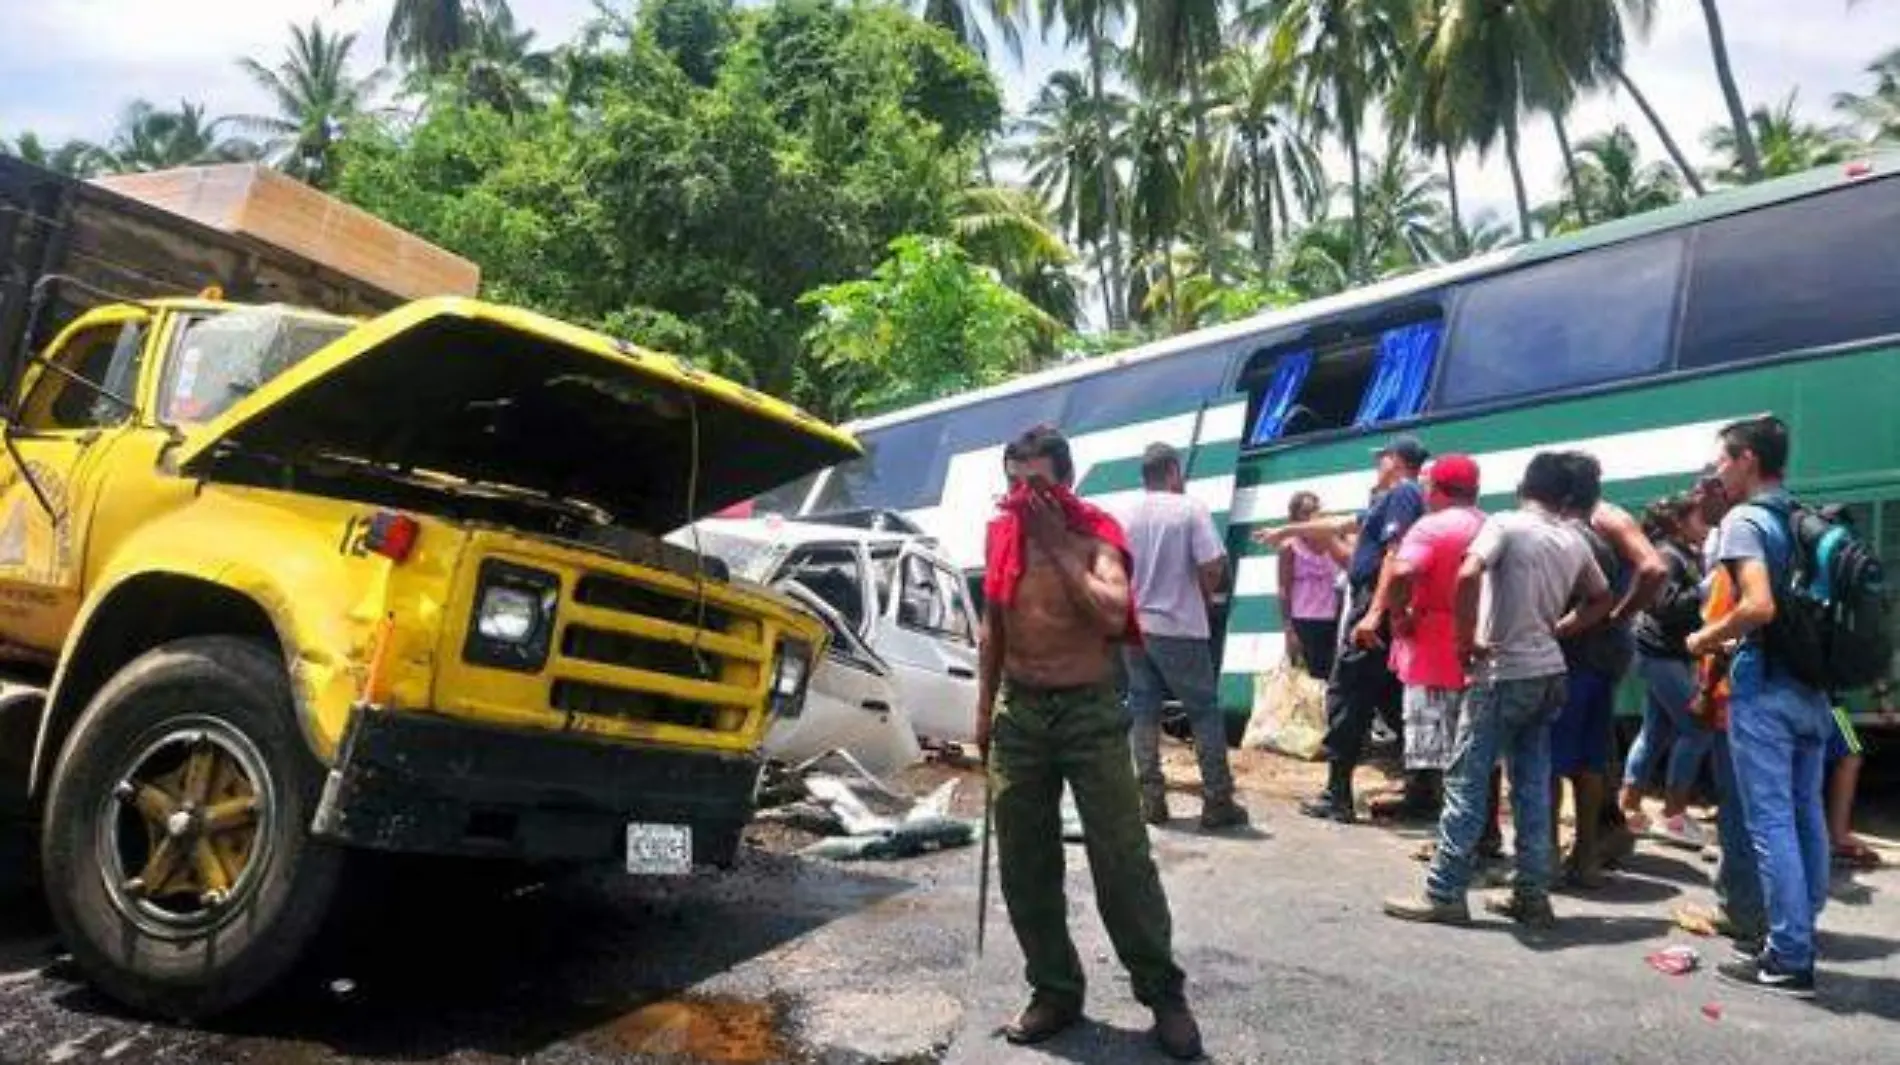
[1121, 444, 1248, 830]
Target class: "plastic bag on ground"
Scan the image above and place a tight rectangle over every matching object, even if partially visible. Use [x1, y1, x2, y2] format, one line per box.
[1242, 661, 1328, 760]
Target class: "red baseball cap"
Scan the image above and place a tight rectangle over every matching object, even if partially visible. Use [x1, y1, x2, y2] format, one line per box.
[1424, 454, 1480, 497]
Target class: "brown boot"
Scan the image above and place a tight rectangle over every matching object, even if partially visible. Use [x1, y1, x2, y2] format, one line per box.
[1003, 994, 1082, 1045]
[1153, 1000, 1205, 1061]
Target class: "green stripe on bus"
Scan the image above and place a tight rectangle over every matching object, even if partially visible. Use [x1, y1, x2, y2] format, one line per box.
[1076, 440, 1243, 497]
[1225, 596, 1284, 633]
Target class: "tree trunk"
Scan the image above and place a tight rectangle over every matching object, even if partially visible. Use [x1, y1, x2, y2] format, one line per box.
[1340, 77, 1365, 282]
[1249, 134, 1272, 277]
[1551, 111, 1587, 226]
[1613, 66, 1708, 196]
[1095, 241, 1113, 321]
[1698, 0, 1762, 181]
[1443, 144, 1465, 258]
[1505, 122, 1533, 241]
[1187, 53, 1220, 284]
[1088, 26, 1127, 328]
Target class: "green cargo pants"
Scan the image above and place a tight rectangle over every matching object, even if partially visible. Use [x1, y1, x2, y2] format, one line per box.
[991, 679, 1186, 1009]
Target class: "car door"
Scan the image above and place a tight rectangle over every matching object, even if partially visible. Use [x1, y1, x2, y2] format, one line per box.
[0, 307, 152, 654]
[771, 542, 874, 638]
[868, 543, 980, 745]
[764, 581, 920, 774]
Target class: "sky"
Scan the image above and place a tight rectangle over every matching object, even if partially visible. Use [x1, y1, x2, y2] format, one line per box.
[2, 0, 1894, 237]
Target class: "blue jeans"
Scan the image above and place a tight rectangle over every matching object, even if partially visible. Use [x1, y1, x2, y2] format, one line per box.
[1427, 674, 1567, 902]
[1126, 636, 1235, 803]
[1624, 654, 1714, 795]
[1728, 655, 1832, 970]
[1712, 732, 1766, 936]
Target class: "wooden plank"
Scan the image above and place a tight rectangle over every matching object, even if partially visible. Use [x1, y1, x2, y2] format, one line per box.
[93, 166, 479, 302]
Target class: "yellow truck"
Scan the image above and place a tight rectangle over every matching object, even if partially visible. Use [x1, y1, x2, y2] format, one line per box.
[0, 167, 856, 1019]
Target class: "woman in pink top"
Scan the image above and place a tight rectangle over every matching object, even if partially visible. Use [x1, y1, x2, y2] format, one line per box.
[1278, 491, 1344, 680]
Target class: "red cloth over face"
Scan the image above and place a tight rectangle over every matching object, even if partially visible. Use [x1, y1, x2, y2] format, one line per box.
[983, 482, 1143, 645]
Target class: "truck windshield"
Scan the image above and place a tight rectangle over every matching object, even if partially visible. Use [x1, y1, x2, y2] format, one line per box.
[159, 307, 355, 424]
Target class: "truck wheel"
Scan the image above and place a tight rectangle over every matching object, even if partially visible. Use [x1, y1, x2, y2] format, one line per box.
[39, 637, 342, 1019]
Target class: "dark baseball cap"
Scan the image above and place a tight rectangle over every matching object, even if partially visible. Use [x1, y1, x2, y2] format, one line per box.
[1373, 434, 1430, 468]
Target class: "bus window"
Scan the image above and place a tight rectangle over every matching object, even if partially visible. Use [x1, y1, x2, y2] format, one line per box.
[1061, 342, 1235, 435]
[1678, 178, 1900, 369]
[942, 388, 1067, 453]
[1438, 234, 1684, 409]
[811, 416, 948, 513]
[1242, 318, 1441, 446]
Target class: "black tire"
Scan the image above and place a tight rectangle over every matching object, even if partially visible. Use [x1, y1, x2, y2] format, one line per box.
[39, 636, 342, 1020]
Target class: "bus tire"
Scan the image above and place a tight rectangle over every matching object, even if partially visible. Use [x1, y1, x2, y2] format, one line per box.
[39, 636, 342, 1020]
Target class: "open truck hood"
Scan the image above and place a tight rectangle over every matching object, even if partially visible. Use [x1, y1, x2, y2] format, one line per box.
[176, 298, 860, 532]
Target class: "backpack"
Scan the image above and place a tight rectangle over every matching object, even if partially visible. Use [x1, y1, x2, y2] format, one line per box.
[1751, 498, 1892, 692]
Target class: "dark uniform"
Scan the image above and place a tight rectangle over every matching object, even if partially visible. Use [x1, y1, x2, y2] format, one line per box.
[1311, 477, 1425, 814]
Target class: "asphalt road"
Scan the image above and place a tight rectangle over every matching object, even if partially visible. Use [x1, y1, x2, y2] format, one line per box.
[2, 750, 1897, 1064]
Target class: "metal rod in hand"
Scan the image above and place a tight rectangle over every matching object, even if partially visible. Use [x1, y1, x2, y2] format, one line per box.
[976, 745, 994, 957]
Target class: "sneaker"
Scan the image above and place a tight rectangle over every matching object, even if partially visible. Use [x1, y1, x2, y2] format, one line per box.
[1382, 892, 1470, 925]
[1484, 892, 1557, 930]
[1299, 792, 1356, 824]
[1658, 814, 1710, 850]
[1730, 936, 1765, 963]
[1199, 799, 1251, 831]
[1716, 955, 1816, 999]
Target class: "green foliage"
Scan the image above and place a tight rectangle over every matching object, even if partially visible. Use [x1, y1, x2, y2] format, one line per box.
[800, 235, 1060, 415]
[332, 0, 1002, 418]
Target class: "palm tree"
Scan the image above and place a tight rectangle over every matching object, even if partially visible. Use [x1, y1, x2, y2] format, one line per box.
[916, 0, 1028, 64]
[455, 0, 555, 116]
[1356, 143, 1451, 271]
[386, 0, 471, 75]
[1596, 0, 1705, 196]
[1543, 124, 1681, 230]
[1133, 0, 1224, 279]
[3, 132, 101, 177]
[1207, 44, 1324, 275]
[1705, 92, 1857, 183]
[1121, 92, 1194, 326]
[1013, 70, 1130, 304]
[93, 100, 258, 174]
[1695, 0, 1761, 181]
[1834, 46, 1900, 145]
[1036, 0, 1134, 326]
[236, 21, 381, 187]
[952, 185, 1082, 330]
[1387, 10, 1467, 255]
[1411, 0, 1596, 242]
[1246, 0, 1408, 283]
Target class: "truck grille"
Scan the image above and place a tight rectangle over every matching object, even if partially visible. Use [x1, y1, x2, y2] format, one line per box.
[547, 569, 766, 734]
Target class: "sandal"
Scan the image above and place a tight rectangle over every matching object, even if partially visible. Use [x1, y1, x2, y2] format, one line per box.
[1833, 841, 1883, 870]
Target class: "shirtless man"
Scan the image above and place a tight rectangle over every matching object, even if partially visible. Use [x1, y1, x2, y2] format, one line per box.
[977, 426, 1202, 1061]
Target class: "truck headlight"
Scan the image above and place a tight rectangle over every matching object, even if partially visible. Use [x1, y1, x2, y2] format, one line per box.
[464, 561, 559, 671]
[770, 640, 813, 719]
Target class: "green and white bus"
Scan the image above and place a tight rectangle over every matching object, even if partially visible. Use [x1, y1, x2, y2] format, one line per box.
[758, 151, 1900, 745]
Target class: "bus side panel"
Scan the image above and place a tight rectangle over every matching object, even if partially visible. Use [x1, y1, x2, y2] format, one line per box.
[1217, 342, 1900, 725]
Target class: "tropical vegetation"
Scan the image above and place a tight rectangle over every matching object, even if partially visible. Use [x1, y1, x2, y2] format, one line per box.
[1, 0, 1895, 419]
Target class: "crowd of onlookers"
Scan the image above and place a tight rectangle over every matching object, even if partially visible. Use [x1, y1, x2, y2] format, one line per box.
[1249, 415, 1883, 998]
[972, 415, 1884, 1059]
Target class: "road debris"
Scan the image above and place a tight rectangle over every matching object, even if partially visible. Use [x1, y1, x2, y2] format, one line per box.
[757, 769, 982, 863]
[1702, 1002, 1724, 1021]
[1645, 945, 1701, 976]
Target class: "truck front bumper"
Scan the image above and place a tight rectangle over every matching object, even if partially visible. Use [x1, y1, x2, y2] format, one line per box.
[311, 708, 762, 867]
